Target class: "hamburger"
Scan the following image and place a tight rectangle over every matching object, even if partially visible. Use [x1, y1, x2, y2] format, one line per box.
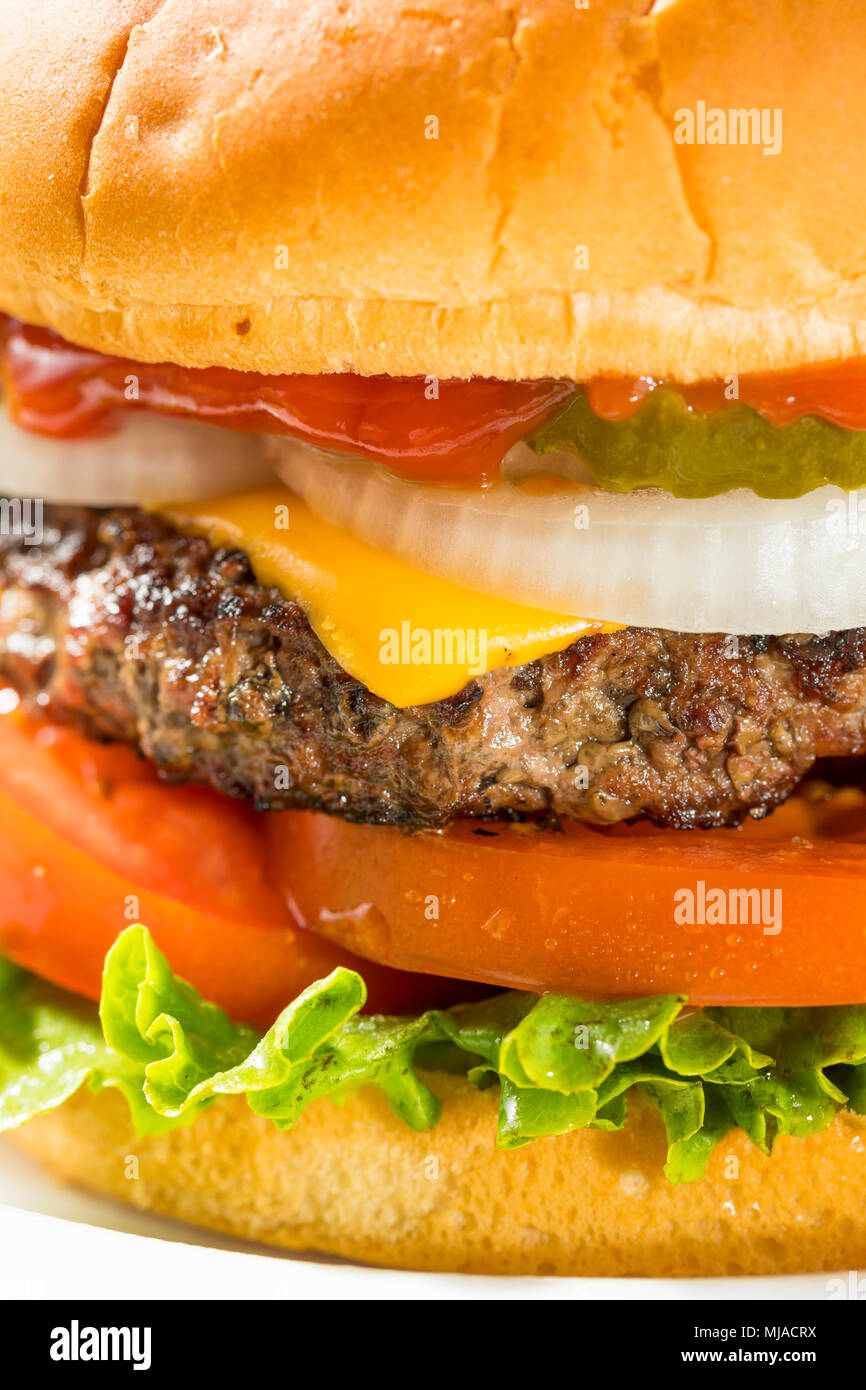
[1, 0, 866, 1279]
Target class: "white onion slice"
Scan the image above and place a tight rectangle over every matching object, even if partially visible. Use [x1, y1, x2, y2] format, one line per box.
[0, 409, 272, 505]
[271, 437, 866, 633]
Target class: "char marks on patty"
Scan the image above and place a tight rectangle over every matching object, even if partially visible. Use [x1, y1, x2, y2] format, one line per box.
[1, 505, 866, 830]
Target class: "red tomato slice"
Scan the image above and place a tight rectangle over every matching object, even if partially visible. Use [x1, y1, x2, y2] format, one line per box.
[267, 793, 866, 1007]
[0, 705, 478, 1023]
[0, 318, 573, 487]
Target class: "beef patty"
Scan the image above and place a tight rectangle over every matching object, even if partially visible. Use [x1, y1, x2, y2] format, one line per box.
[2, 504, 866, 830]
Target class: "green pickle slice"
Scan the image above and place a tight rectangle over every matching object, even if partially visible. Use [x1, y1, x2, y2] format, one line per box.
[529, 387, 866, 499]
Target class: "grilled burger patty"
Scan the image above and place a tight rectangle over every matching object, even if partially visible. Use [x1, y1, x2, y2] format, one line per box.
[1, 504, 866, 830]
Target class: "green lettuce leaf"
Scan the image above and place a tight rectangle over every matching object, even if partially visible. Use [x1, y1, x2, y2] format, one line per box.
[2, 925, 866, 1183]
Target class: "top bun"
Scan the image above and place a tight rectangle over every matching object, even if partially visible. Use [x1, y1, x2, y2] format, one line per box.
[0, 0, 864, 380]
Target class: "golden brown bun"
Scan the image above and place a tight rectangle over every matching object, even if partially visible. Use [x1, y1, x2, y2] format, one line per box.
[8, 1077, 866, 1277]
[0, 1, 865, 380]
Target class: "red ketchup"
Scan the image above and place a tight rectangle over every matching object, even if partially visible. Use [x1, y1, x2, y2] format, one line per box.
[586, 362, 866, 429]
[0, 317, 575, 488]
[3, 316, 865, 489]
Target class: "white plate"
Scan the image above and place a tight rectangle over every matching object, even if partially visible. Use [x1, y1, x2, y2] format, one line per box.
[0, 1138, 849, 1300]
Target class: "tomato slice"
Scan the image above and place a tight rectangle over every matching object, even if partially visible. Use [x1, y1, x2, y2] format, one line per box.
[0, 318, 573, 487]
[267, 793, 866, 1007]
[0, 704, 477, 1023]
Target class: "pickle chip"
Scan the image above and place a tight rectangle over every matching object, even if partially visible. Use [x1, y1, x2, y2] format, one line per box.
[530, 388, 866, 499]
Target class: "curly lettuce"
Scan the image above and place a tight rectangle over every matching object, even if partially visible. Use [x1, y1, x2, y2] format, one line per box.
[2, 925, 866, 1183]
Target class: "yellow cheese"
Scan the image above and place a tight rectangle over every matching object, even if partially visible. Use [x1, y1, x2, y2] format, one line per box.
[163, 488, 622, 708]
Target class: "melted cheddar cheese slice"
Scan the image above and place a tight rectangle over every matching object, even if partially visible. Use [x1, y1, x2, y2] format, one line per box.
[163, 488, 621, 708]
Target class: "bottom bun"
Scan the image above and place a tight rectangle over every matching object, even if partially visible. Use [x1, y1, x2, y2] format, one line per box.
[7, 1077, 866, 1277]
